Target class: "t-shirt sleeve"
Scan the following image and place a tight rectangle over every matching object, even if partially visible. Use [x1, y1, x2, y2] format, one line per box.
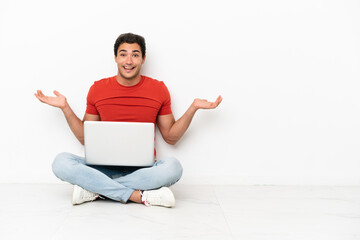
[158, 82, 172, 115]
[86, 84, 99, 115]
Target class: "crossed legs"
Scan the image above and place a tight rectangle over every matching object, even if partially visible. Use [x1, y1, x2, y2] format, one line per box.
[52, 152, 183, 203]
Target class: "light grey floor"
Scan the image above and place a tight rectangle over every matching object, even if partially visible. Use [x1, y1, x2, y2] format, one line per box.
[0, 184, 359, 240]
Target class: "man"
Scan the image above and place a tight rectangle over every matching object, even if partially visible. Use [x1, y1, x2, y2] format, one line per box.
[35, 33, 222, 207]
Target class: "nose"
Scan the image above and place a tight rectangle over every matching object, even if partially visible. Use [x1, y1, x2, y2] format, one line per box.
[125, 55, 133, 64]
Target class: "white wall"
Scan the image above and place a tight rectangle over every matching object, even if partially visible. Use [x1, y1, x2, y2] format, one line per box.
[0, 0, 359, 185]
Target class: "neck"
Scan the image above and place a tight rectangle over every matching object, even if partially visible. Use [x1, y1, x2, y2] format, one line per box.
[116, 74, 142, 87]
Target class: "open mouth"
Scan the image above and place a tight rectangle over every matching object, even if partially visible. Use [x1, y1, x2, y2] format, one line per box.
[123, 66, 135, 72]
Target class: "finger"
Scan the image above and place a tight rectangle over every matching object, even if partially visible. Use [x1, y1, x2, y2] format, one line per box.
[35, 91, 49, 102]
[34, 94, 45, 103]
[34, 91, 43, 100]
[214, 96, 222, 105]
[53, 90, 61, 97]
[207, 96, 222, 108]
[38, 90, 45, 98]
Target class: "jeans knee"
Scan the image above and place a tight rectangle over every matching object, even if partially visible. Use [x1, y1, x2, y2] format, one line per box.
[162, 157, 183, 184]
[52, 152, 78, 180]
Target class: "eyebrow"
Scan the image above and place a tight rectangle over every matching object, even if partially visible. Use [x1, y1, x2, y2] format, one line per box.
[119, 49, 141, 53]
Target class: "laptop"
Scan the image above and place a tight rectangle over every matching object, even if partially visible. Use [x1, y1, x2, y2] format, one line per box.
[84, 121, 155, 166]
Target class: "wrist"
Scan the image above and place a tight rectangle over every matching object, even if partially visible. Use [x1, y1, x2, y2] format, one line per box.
[190, 101, 200, 112]
[60, 101, 69, 112]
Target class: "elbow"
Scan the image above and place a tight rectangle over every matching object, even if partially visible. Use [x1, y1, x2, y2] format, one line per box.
[165, 139, 177, 145]
[164, 136, 178, 145]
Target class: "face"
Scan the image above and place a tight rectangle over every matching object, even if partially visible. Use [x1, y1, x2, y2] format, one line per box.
[115, 43, 145, 81]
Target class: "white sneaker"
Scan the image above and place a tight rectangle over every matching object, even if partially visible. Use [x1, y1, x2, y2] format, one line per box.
[141, 187, 175, 207]
[71, 185, 99, 205]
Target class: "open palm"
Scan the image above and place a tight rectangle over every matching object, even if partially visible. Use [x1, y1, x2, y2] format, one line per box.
[34, 90, 67, 109]
[193, 95, 223, 110]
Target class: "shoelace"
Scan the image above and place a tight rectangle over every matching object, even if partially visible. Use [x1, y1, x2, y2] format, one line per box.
[144, 194, 163, 205]
[80, 189, 98, 201]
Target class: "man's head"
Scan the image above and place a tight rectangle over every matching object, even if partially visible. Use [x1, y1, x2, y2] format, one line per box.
[114, 33, 146, 83]
[114, 33, 146, 58]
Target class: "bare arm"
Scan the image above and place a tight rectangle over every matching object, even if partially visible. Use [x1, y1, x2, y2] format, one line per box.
[61, 104, 100, 145]
[157, 95, 222, 145]
[35, 90, 100, 145]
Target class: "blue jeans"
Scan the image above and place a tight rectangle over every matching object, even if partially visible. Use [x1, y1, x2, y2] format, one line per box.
[52, 152, 183, 203]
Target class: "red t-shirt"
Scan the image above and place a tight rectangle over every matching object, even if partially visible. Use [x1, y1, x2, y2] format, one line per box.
[86, 75, 172, 122]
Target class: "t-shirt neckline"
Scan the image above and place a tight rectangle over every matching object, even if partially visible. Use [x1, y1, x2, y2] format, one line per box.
[113, 75, 145, 89]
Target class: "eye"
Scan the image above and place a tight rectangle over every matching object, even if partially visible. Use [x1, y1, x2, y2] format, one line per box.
[133, 54, 139, 58]
[120, 53, 126, 57]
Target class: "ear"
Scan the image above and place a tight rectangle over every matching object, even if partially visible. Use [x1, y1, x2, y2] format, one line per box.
[141, 55, 146, 64]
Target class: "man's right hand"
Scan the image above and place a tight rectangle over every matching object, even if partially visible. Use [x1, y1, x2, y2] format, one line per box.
[34, 89, 91, 145]
[34, 90, 67, 109]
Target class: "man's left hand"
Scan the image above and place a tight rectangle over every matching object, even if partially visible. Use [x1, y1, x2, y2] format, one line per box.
[192, 95, 223, 110]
